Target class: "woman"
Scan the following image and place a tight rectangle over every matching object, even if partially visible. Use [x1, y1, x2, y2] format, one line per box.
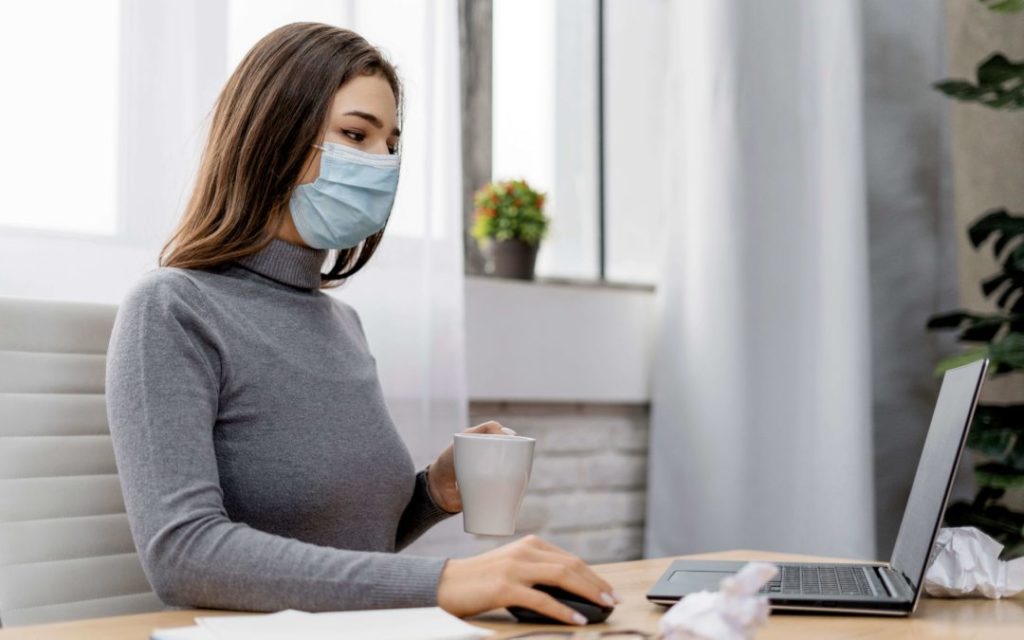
[105, 22, 620, 626]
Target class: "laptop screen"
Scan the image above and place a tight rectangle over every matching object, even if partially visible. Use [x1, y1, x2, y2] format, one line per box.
[889, 358, 987, 594]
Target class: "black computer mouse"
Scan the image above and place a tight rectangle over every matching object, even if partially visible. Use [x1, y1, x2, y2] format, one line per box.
[507, 584, 614, 625]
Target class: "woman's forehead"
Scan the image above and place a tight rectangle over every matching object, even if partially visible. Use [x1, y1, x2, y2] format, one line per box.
[331, 75, 397, 120]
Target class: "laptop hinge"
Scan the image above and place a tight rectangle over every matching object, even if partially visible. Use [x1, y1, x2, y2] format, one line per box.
[875, 565, 899, 598]
[876, 564, 916, 602]
[902, 571, 917, 598]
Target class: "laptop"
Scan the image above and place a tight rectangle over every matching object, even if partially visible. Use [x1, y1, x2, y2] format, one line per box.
[646, 358, 988, 616]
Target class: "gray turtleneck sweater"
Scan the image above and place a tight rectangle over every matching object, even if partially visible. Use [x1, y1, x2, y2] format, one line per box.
[105, 238, 456, 612]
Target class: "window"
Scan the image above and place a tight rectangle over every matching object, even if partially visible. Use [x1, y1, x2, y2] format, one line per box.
[475, 0, 663, 286]
[0, 0, 120, 235]
[492, 0, 600, 281]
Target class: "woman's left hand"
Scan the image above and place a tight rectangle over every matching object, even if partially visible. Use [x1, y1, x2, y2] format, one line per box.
[426, 420, 517, 513]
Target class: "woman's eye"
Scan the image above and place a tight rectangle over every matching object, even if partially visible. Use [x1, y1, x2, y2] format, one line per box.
[343, 130, 365, 143]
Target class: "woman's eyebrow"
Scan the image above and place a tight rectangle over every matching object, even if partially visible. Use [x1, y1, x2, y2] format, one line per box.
[343, 110, 401, 137]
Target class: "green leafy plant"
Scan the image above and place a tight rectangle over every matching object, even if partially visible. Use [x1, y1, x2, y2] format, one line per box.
[928, 211, 1024, 558]
[979, 0, 1024, 13]
[934, 54, 1024, 109]
[471, 179, 550, 247]
[927, 0, 1024, 558]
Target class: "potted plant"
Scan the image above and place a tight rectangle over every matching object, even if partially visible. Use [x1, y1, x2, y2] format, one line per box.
[471, 179, 550, 280]
[927, 210, 1024, 558]
[926, 0, 1024, 559]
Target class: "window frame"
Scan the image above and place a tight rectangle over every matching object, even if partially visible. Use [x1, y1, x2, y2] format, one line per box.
[460, 0, 653, 289]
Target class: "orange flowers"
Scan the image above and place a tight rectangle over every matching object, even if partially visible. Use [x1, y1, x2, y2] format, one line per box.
[471, 179, 551, 245]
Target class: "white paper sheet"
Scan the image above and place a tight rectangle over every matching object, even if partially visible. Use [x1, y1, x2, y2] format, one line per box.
[151, 626, 214, 640]
[151, 611, 303, 640]
[924, 527, 1024, 599]
[152, 607, 493, 640]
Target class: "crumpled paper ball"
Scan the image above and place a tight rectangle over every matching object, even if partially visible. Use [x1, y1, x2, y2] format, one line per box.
[924, 526, 1024, 599]
[659, 562, 778, 640]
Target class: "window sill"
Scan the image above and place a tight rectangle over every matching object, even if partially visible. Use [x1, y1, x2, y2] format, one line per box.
[464, 275, 655, 403]
[466, 272, 655, 292]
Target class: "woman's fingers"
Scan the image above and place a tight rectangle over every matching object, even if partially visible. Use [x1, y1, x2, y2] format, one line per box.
[437, 537, 622, 623]
[467, 420, 516, 436]
[524, 562, 618, 610]
[509, 585, 588, 626]
[518, 536, 621, 603]
[524, 548, 617, 604]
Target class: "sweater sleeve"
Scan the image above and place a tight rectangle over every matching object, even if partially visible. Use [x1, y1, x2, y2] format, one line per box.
[395, 466, 458, 551]
[105, 270, 449, 612]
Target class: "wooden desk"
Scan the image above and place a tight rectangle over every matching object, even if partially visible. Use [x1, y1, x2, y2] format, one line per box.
[1, 550, 1022, 639]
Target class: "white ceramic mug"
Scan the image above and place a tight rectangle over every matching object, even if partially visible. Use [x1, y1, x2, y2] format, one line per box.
[453, 432, 536, 536]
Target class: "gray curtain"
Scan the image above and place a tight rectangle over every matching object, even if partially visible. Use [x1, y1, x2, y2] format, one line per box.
[645, 0, 876, 560]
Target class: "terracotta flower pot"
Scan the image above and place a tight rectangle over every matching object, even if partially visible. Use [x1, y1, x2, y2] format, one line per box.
[487, 238, 539, 280]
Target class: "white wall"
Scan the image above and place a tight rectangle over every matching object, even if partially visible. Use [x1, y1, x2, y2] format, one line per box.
[464, 276, 655, 403]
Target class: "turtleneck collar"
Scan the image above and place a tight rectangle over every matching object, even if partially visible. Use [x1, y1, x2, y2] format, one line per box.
[234, 238, 328, 290]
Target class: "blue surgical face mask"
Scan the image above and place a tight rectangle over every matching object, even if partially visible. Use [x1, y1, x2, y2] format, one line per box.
[289, 141, 401, 250]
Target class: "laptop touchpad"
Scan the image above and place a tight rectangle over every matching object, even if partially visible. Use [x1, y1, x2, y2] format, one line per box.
[668, 570, 737, 590]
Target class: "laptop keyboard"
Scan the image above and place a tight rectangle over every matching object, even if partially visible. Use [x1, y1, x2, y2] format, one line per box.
[758, 565, 874, 596]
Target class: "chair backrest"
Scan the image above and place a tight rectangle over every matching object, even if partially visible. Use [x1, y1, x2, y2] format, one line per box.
[0, 296, 162, 627]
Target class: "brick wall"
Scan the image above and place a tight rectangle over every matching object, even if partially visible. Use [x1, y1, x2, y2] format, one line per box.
[405, 402, 650, 564]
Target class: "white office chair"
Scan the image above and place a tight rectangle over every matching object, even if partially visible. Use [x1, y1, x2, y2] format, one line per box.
[0, 296, 162, 627]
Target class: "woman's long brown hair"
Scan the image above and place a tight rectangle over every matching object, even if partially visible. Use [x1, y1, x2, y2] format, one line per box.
[159, 22, 401, 289]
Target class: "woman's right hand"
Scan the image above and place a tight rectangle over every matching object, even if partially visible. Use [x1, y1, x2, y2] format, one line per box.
[436, 534, 623, 626]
